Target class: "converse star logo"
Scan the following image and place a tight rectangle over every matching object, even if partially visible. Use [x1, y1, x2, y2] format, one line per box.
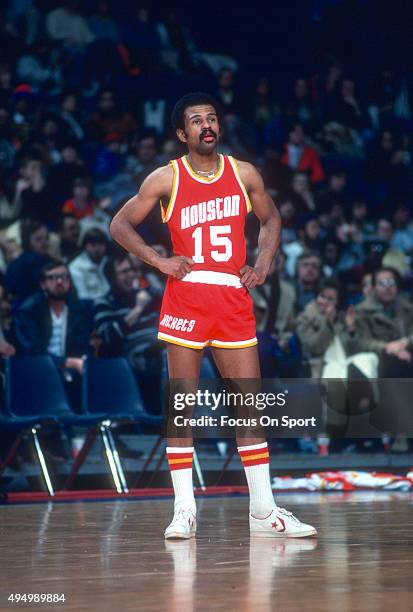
[271, 517, 286, 532]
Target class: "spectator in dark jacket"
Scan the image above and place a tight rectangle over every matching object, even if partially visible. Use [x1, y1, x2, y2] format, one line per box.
[14, 260, 93, 366]
[5, 219, 53, 304]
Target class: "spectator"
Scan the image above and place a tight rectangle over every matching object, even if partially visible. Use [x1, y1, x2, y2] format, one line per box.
[251, 251, 296, 340]
[290, 170, 316, 211]
[296, 282, 379, 420]
[94, 253, 162, 374]
[250, 251, 302, 376]
[296, 281, 357, 359]
[324, 77, 364, 131]
[58, 214, 80, 262]
[87, 88, 137, 144]
[285, 77, 319, 131]
[316, 170, 350, 214]
[5, 219, 53, 302]
[215, 68, 242, 116]
[281, 123, 325, 184]
[88, 0, 120, 43]
[55, 91, 85, 141]
[126, 131, 160, 188]
[391, 203, 413, 254]
[366, 131, 411, 202]
[13, 260, 92, 365]
[62, 177, 96, 220]
[284, 215, 323, 277]
[46, 1, 95, 50]
[13, 156, 57, 227]
[355, 268, 413, 373]
[16, 39, 62, 93]
[69, 228, 109, 300]
[0, 281, 15, 356]
[293, 251, 323, 312]
[47, 141, 89, 205]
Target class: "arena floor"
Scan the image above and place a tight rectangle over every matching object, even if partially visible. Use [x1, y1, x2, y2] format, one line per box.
[1, 492, 412, 611]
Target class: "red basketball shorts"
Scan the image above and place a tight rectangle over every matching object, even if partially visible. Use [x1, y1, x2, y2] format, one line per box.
[158, 271, 257, 349]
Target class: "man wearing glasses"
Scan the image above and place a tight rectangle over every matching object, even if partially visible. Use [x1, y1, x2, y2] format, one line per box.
[355, 267, 413, 371]
[14, 260, 92, 373]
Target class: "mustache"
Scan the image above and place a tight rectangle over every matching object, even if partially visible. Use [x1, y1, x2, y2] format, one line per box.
[200, 129, 217, 141]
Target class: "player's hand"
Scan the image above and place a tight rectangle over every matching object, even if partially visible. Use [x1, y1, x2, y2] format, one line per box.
[158, 256, 194, 279]
[239, 265, 267, 288]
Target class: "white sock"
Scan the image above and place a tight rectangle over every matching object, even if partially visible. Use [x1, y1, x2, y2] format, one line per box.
[166, 446, 196, 514]
[238, 442, 275, 519]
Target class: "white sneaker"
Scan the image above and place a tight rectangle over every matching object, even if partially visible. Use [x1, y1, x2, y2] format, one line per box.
[164, 509, 197, 540]
[250, 506, 317, 538]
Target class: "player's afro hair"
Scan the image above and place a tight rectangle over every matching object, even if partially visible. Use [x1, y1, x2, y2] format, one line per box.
[171, 92, 222, 131]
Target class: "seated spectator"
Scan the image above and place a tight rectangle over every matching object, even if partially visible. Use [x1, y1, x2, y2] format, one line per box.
[322, 238, 342, 278]
[87, 88, 137, 144]
[296, 281, 379, 420]
[13, 260, 93, 366]
[355, 267, 413, 375]
[324, 77, 365, 131]
[46, 1, 95, 50]
[334, 222, 364, 277]
[250, 252, 303, 377]
[297, 281, 357, 359]
[285, 77, 319, 131]
[62, 177, 96, 219]
[16, 39, 62, 94]
[69, 228, 109, 300]
[281, 123, 325, 185]
[126, 131, 160, 188]
[0, 281, 15, 357]
[88, 0, 120, 43]
[47, 141, 89, 205]
[5, 219, 53, 303]
[293, 251, 323, 312]
[365, 131, 411, 202]
[391, 204, 413, 254]
[55, 91, 85, 141]
[290, 170, 316, 211]
[13, 155, 57, 227]
[94, 253, 162, 378]
[316, 170, 350, 215]
[58, 214, 80, 262]
[284, 215, 323, 277]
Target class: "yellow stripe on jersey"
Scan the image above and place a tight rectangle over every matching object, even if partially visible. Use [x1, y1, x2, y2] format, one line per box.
[228, 156, 252, 213]
[161, 159, 179, 223]
[181, 154, 224, 183]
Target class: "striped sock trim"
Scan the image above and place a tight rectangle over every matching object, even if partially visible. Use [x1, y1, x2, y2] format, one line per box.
[167, 446, 194, 471]
[238, 442, 270, 468]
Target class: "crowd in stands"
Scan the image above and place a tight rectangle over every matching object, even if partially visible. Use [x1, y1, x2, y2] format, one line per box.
[0, 1, 413, 454]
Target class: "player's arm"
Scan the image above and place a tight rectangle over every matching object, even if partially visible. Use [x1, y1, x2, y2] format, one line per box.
[110, 165, 193, 279]
[237, 161, 281, 288]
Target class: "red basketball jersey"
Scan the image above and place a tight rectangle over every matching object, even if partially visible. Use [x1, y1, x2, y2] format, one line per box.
[160, 154, 252, 276]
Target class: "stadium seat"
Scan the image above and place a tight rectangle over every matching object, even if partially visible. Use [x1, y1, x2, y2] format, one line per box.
[80, 357, 163, 491]
[0, 356, 104, 496]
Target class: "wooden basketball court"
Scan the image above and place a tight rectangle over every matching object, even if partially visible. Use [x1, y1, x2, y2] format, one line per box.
[1, 492, 412, 611]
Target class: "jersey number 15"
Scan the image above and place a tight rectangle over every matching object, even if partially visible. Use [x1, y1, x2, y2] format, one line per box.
[191, 225, 232, 263]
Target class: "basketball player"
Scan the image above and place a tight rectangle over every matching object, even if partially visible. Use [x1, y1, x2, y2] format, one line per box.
[110, 93, 317, 539]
